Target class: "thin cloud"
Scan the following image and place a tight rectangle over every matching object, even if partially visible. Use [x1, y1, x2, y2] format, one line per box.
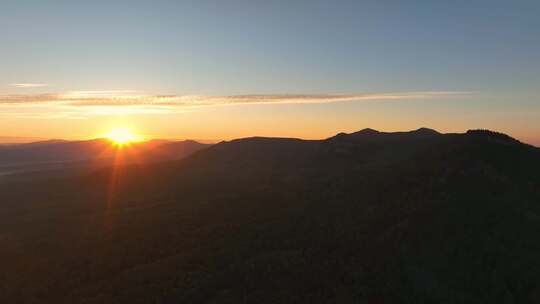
[0, 94, 62, 104]
[10, 83, 49, 88]
[0, 91, 470, 108]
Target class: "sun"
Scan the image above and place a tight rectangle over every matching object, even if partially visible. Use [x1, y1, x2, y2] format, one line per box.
[106, 128, 140, 146]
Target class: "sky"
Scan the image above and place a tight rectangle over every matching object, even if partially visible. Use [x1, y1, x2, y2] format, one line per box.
[1, 0, 539, 145]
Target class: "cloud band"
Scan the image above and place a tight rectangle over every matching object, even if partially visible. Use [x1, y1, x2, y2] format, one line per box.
[0, 91, 468, 107]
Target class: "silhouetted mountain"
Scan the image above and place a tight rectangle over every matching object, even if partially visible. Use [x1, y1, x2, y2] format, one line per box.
[352, 127, 381, 135]
[466, 129, 524, 145]
[0, 128, 539, 303]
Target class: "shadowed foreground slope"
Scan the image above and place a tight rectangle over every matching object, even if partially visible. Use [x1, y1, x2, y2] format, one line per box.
[0, 128, 539, 303]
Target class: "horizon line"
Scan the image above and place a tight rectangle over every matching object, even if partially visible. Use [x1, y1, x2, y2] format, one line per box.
[2, 127, 538, 148]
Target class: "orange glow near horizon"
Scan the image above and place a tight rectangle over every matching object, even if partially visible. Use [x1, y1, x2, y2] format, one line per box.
[105, 127, 141, 146]
[0, 105, 538, 147]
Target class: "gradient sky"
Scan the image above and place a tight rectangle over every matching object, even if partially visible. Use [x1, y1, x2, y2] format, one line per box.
[1, 0, 539, 145]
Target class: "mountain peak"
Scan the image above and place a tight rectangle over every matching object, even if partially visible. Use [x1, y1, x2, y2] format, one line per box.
[406, 128, 441, 138]
[330, 127, 441, 141]
[413, 127, 440, 135]
[354, 128, 380, 135]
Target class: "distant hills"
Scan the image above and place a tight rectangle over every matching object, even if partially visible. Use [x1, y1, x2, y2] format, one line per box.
[0, 138, 209, 163]
[0, 128, 539, 303]
[0, 138, 209, 180]
[0, 136, 48, 144]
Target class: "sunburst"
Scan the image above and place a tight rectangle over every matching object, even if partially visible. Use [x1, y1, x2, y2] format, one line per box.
[105, 128, 140, 146]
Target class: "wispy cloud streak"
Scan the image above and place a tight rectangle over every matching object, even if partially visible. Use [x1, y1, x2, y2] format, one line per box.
[10, 83, 49, 88]
[0, 91, 471, 119]
[0, 91, 469, 107]
[0, 94, 61, 104]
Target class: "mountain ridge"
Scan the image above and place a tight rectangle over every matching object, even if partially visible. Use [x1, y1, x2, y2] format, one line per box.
[0, 127, 539, 303]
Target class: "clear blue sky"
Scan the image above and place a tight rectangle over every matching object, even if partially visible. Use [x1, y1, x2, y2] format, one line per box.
[1, 0, 539, 144]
